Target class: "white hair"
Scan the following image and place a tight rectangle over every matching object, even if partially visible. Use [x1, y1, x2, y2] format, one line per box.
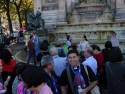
[50, 47, 58, 55]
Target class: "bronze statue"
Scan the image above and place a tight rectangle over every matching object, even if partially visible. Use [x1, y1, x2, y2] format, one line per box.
[27, 11, 45, 32]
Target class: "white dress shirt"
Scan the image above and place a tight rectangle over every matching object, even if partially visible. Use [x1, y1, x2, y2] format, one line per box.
[82, 56, 97, 75]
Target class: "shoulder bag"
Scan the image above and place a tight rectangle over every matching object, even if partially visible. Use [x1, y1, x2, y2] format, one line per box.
[84, 65, 100, 94]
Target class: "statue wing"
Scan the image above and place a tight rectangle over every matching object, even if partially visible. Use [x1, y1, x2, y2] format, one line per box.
[27, 12, 34, 23]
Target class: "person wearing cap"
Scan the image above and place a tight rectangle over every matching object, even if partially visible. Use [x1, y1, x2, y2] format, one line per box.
[41, 55, 60, 94]
[55, 40, 66, 57]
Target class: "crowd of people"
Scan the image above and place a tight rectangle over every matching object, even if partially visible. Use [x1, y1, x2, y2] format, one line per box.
[0, 31, 124, 94]
[0, 31, 24, 47]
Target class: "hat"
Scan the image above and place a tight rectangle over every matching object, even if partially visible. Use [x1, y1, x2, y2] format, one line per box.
[56, 41, 62, 46]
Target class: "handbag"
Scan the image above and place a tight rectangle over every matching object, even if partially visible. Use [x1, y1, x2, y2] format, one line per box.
[84, 65, 100, 94]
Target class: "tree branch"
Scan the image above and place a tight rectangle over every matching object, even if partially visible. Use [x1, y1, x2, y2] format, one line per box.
[19, 0, 23, 7]
[27, 0, 33, 9]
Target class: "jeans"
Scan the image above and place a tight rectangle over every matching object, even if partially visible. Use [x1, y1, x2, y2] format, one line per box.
[27, 52, 36, 65]
[19, 37, 24, 43]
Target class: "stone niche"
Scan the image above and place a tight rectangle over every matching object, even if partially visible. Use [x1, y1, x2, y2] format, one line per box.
[34, 0, 67, 24]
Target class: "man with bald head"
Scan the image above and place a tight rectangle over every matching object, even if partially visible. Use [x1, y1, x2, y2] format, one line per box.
[82, 47, 97, 75]
[50, 47, 66, 77]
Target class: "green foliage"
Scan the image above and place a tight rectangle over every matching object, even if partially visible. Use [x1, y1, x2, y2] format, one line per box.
[20, 0, 33, 24]
[0, 0, 33, 24]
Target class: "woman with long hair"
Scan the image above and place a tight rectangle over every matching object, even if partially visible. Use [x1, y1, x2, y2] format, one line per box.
[14, 63, 36, 94]
[0, 49, 16, 94]
[79, 35, 90, 60]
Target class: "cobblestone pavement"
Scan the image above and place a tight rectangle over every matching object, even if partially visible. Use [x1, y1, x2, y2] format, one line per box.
[10, 42, 108, 94]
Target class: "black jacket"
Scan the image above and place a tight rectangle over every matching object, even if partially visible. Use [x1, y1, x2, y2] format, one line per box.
[43, 69, 59, 94]
[4, 38, 10, 45]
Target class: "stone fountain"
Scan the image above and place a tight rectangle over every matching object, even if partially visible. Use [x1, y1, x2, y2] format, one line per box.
[34, 0, 125, 49]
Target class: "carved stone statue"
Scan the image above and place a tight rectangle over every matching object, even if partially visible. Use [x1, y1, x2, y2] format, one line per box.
[26, 11, 45, 32]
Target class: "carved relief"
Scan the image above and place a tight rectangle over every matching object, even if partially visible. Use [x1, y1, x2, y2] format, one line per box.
[44, 0, 57, 3]
[42, 4, 58, 11]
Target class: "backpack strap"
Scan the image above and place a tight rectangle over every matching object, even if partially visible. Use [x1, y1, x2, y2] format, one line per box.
[66, 67, 75, 94]
[84, 65, 91, 84]
[41, 52, 44, 56]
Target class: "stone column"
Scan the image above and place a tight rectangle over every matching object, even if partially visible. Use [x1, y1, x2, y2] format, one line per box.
[34, 0, 42, 14]
[58, 0, 67, 23]
[107, 0, 111, 8]
[71, 0, 75, 12]
[66, 0, 72, 13]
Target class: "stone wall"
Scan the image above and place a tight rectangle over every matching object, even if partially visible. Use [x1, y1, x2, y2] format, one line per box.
[115, 0, 125, 21]
[34, 0, 67, 24]
[33, 0, 125, 44]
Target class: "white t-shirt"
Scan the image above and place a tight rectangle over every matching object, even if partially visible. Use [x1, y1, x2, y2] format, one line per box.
[79, 41, 90, 51]
[82, 56, 97, 75]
